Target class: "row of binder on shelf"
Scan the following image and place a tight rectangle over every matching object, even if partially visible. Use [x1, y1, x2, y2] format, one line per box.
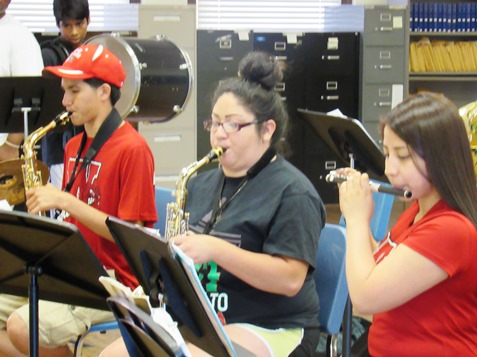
[411, 2, 477, 33]
[409, 37, 477, 72]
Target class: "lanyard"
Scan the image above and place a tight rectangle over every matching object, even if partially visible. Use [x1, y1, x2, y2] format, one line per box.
[203, 147, 276, 234]
[64, 109, 122, 193]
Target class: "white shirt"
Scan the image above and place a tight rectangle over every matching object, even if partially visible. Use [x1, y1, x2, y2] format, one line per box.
[0, 13, 43, 76]
[0, 13, 44, 142]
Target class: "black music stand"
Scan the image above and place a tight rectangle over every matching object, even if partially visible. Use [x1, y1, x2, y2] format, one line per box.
[106, 216, 254, 357]
[0, 210, 110, 357]
[299, 108, 386, 357]
[0, 77, 64, 136]
[298, 108, 386, 181]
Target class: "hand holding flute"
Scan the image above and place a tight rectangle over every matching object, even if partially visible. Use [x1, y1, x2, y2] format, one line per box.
[326, 170, 412, 198]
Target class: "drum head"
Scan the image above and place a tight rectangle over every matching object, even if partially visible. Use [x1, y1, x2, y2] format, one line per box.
[86, 34, 192, 122]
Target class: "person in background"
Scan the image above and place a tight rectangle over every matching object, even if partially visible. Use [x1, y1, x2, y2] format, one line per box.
[0, 44, 157, 357]
[101, 51, 325, 356]
[41, 0, 90, 189]
[338, 92, 477, 356]
[0, 0, 43, 162]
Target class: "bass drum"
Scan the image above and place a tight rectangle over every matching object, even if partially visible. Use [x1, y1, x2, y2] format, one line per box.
[86, 34, 192, 122]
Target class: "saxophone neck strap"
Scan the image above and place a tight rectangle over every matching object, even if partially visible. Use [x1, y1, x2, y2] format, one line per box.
[64, 109, 122, 193]
[203, 147, 276, 234]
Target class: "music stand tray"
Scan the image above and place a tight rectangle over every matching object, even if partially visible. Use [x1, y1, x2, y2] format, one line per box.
[0, 210, 110, 356]
[106, 216, 254, 357]
[298, 108, 386, 180]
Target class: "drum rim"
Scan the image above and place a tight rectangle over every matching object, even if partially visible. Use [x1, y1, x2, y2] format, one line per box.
[85, 33, 193, 123]
[85, 33, 142, 119]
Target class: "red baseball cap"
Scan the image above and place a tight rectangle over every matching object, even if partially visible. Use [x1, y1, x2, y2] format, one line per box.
[43, 44, 126, 88]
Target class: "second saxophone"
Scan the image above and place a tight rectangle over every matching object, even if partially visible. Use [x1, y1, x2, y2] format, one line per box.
[164, 147, 224, 240]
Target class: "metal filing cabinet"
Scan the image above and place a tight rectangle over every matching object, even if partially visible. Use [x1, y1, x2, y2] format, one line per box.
[301, 32, 360, 204]
[196, 30, 253, 159]
[304, 32, 360, 118]
[137, 5, 197, 189]
[360, 6, 409, 144]
[252, 32, 307, 180]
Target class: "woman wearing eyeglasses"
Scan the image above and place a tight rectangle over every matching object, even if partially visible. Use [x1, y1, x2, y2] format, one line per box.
[339, 92, 477, 356]
[101, 51, 326, 356]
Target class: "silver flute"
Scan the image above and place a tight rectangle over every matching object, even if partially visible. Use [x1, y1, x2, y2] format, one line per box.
[325, 170, 412, 198]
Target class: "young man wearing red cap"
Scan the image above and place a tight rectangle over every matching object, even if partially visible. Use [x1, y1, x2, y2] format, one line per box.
[0, 44, 157, 357]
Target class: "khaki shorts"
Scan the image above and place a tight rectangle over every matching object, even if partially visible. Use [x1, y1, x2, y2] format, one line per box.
[232, 323, 303, 357]
[0, 294, 113, 348]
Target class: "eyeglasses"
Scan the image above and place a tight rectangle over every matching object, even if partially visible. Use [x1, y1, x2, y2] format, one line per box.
[203, 119, 265, 133]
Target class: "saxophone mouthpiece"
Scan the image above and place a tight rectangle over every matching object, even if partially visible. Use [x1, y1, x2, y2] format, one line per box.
[54, 111, 71, 125]
[208, 147, 225, 161]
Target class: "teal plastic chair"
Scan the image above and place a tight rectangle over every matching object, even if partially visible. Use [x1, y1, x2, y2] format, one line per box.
[332, 184, 395, 356]
[315, 223, 348, 357]
[74, 320, 119, 356]
[75, 186, 175, 356]
[339, 184, 395, 241]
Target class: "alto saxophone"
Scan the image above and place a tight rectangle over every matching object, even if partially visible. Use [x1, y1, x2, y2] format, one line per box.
[22, 111, 71, 213]
[164, 147, 224, 240]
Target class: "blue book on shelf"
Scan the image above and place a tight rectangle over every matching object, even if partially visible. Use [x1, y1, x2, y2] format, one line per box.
[424, 2, 430, 32]
[432, 2, 438, 32]
[437, 3, 443, 32]
[470, 2, 477, 32]
[465, 2, 472, 32]
[443, 2, 450, 32]
[451, 3, 457, 32]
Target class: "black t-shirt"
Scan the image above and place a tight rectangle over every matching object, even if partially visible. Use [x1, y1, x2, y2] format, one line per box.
[186, 155, 326, 329]
[41, 37, 73, 67]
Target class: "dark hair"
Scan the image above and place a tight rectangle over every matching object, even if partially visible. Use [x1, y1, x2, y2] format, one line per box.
[212, 51, 289, 155]
[53, 0, 90, 27]
[380, 92, 477, 226]
[84, 78, 121, 106]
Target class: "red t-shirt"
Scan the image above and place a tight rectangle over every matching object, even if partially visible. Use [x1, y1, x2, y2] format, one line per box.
[370, 200, 477, 356]
[62, 121, 157, 289]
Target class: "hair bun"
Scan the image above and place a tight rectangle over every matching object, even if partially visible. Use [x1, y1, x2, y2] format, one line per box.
[238, 52, 283, 90]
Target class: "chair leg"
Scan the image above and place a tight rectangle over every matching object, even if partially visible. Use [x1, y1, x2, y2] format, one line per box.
[328, 334, 339, 357]
[73, 334, 87, 357]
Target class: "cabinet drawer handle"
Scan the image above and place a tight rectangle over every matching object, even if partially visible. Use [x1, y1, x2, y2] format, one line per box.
[322, 55, 340, 61]
[375, 102, 391, 107]
[325, 161, 337, 170]
[219, 56, 234, 61]
[377, 26, 393, 32]
[326, 81, 338, 90]
[274, 82, 286, 91]
[375, 64, 392, 70]
[321, 95, 339, 101]
[274, 42, 286, 51]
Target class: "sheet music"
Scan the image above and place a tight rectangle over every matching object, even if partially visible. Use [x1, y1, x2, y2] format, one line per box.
[169, 242, 237, 357]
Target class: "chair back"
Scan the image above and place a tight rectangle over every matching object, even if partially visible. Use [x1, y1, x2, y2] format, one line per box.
[339, 186, 394, 241]
[154, 186, 175, 235]
[314, 223, 348, 335]
[369, 190, 394, 241]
